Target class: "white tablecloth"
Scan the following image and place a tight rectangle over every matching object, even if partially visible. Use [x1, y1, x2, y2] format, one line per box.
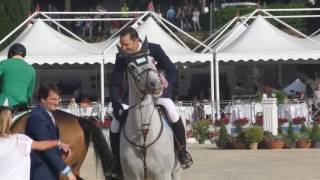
[224, 103, 263, 123]
[224, 102, 310, 123]
[278, 103, 309, 121]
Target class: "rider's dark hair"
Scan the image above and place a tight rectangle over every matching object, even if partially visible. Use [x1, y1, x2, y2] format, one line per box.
[37, 83, 60, 102]
[119, 27, 139, 40]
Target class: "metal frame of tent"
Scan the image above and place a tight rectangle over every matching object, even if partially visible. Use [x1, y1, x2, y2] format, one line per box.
[0, 11, 213, 120]
[202, 8, 320, 118]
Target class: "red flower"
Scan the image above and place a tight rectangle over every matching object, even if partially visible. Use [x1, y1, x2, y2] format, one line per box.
[292, 117, 306, 125]
[234, 118, 249, 126]
[215, 115, 230, 126]
[314, 117, 320, 123]
[278, 118, 288, 125]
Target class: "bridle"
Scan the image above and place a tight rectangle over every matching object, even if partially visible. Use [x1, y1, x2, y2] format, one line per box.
[122, 53, 164, 179]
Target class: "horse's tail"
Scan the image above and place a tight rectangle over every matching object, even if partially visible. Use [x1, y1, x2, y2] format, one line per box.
[78, 117, 113, 179]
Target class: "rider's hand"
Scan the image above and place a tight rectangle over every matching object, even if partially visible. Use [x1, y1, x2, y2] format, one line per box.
[67, 172, 77, 180]
[61, 142, 72, 159]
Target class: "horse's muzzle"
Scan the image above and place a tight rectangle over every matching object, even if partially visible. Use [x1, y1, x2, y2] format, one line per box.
[151, 86, 163, 97]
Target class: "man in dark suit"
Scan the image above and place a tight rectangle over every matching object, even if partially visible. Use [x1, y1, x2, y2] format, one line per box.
[109, 27, 193, 177]
[25, 84, 76, 180]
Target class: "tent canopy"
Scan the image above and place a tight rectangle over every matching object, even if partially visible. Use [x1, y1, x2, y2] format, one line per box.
[102, 17, 211, 63]
[0, 19, 102, 64]
[0, 16, 211, 64]
[215, 16, 320, 61]
[284, 79, 306, 95]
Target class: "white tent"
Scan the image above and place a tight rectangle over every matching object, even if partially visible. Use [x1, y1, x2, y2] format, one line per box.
[216, 15, 320, 62]
[0, 19, 102, 64]
[102, 17, 211, 63]
[284, 79, 306, 95]
[209, 13, 320, 117]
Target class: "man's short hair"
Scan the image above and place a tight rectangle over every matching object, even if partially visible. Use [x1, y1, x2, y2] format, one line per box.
[37, 83, 60, 101]
[119, 27, 139, 40]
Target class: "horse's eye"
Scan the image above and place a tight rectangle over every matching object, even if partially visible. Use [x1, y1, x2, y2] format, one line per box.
[128, 64, 135, 71]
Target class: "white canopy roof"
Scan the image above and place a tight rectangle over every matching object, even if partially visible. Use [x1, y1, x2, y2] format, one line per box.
[215, 16, 320, 61]
[0, 19, 102, 64]
[0, 17, 210, 64]
[103, 17, 211, 63]
[284, 79, 306, 95]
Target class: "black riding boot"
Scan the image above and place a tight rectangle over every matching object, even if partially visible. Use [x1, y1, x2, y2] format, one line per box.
[109, 131, 122, 179]
[172, 118, 193, 169]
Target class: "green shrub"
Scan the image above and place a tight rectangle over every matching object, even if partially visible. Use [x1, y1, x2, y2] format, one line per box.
[244, 126, 264, 143]
[311, 123, 320, 142]
[286, 122, 297, 143]
[192, 119, 210, 143]
[218, 124, 231, 144]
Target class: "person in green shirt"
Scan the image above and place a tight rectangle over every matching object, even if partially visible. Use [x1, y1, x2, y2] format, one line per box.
[0, 43, 36, 108]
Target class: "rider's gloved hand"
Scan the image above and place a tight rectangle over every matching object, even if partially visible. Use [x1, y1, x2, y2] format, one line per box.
[113, 101, 124, 121]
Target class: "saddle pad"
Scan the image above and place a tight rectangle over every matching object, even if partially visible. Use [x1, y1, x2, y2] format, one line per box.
[12, 110, 31, 124]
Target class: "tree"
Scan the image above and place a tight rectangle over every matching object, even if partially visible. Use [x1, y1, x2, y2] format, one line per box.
[0, 0, 32, 50]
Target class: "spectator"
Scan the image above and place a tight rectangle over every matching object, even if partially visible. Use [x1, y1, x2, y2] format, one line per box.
[156, 5, 162, 17]
[147, 0, 155, 11]
[166, 5, 176, 24]
[79, 97, 92, 108]
[67, 97, 79, 114]
[176, 7, 185, 30]
[0, 106, 73, 180]
[314, 83, 320, 108]
[192, 7, 201, 31]
[121, 3, 129, 18]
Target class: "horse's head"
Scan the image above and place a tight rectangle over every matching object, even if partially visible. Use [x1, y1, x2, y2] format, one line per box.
[117, 38, 163, 97]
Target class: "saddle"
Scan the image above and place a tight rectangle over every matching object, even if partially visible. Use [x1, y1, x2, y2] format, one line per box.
[117, 105, 170, 129]
[11, 103, 29, 116]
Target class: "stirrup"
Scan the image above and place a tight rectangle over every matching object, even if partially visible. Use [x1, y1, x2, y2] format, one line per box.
[179, 150, 193, 169]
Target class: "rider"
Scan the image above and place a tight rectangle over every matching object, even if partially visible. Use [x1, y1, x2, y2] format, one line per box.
[109, 27, 193, 176]
[0, 43, 36, 109]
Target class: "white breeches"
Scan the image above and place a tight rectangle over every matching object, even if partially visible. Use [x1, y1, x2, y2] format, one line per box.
[110, 98, 179, 133]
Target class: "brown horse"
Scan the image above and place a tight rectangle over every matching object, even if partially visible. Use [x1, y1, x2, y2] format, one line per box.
[11, 109, 113, 180]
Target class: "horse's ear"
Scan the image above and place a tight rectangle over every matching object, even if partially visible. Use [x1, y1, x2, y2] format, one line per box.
[140, 36, 149, 53]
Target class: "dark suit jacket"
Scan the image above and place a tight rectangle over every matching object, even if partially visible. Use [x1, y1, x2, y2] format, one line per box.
[110, 42, 178, 112]
[25, 105, 67, 180]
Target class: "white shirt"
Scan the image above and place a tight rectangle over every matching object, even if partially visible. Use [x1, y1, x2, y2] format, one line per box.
[0, 134, 33, 180]
[46, 110, 56, 126]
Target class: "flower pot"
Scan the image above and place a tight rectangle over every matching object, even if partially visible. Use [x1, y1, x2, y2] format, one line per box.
[296, 140, 312, 148]
[265, 140, 284, 149]
[249, 143, 258, 150]
[284, 142, 295, 149]
[215, 140, 228, 149]
[232, 141, 247, 149]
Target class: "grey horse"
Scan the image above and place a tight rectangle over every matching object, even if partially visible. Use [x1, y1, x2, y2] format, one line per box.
[117, 38, 181, 180]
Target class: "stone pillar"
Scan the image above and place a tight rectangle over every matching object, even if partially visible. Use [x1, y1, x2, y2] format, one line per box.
[262, 97, 278, 135]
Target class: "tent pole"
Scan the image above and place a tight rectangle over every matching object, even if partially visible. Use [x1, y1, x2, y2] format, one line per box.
[214, 52, 221, 119]
[41, 11, 149, 15]
[192, 20, 231, 52]
[260, 10, 320, 46]
[152, 14, 191, 51]
[100, 57, 105, 122]
[214, 9, 258, 53]
[310, 28, 320, 37]
[103, 12, 149, 55]
[151, 12, 211, 51]
[201, 17, 239, 53]
[0, 12, 38, 46]
[39, 13, 100, 52]
[210, 53, 216, 119]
